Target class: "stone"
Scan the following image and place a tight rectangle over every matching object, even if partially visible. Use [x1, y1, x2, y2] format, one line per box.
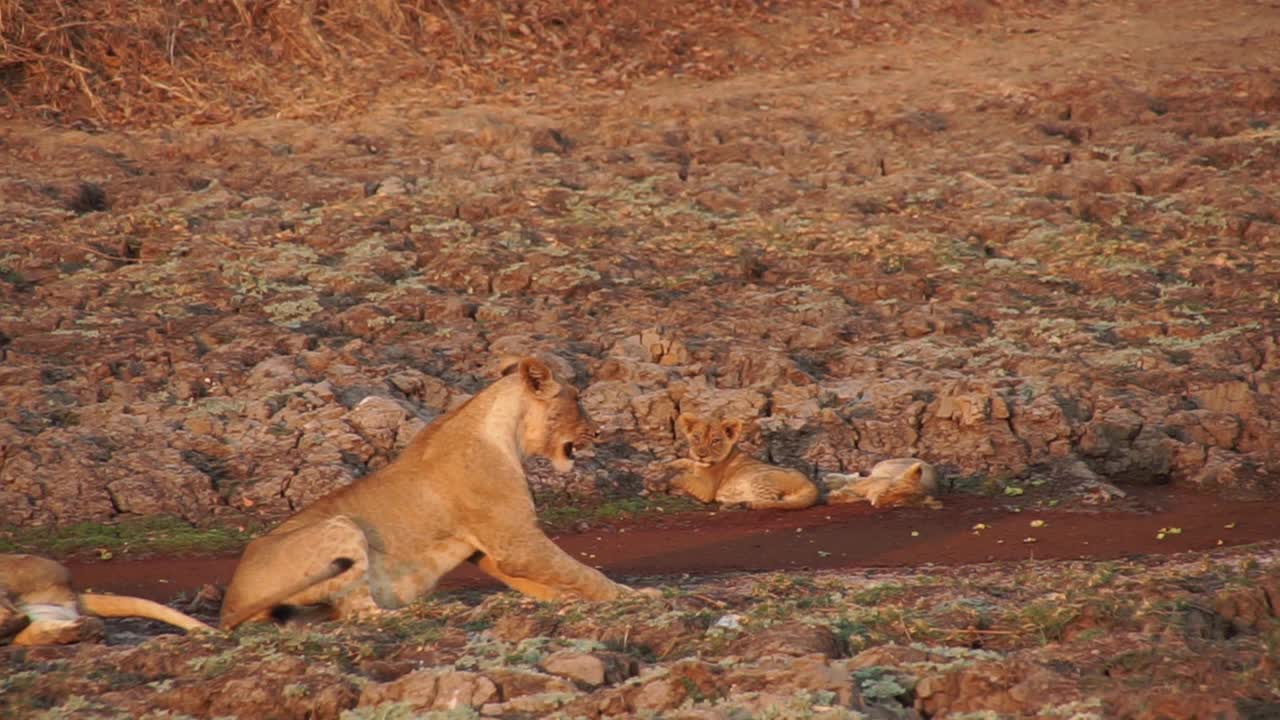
[730, 621, 844, 660]
[359, 670, 498, 711]
[345, 396, 409, 451]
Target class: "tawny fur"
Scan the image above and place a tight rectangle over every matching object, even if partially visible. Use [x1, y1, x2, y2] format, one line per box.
[219, 357, 632, 629]
[0, 553, 210, 646]
[825, 458, 942, 508]
[662, 414, 819, 511]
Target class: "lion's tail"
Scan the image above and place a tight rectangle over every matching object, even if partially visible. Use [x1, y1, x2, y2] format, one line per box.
[78, 594, 212, 632]
[220, 557, 354, 631]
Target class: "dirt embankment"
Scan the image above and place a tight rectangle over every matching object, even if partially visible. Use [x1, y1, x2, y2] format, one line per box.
[2, 0, 1278, 532]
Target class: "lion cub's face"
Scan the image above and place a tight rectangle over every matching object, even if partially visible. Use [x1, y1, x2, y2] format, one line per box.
[676, 414, 742, 466]
[508, 358, 597, 473]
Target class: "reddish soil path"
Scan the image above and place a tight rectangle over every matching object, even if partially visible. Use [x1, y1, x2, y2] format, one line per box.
[67, 487, 1280, 602]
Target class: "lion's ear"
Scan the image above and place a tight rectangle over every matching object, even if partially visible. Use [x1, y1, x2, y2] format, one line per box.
[676, 413, 700, 438]
[903, 462, 923, 482]
[518, 357, 561, 399]
[497, 355, 523, 377]
[719, 418, 743, 442]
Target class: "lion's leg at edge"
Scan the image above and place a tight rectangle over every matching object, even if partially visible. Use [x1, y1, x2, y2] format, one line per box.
[470, 553, 566, 601]
[479, 530, 628, 601]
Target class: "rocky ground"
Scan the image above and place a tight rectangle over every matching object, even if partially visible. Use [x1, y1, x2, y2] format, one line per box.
[3, 542, 1280, 718]
[2, 0, 1280, 716]
[2, 0, 1278, 528]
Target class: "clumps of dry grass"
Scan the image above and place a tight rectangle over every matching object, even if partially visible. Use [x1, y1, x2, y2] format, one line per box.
[1, 0, 430, 125]
[1, 0, 780, 127]
[1, 0, 1042, 129]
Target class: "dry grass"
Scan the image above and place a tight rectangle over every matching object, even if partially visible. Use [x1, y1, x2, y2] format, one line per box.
[0, 0, 780, 127]
[0, 0, 1041, 129]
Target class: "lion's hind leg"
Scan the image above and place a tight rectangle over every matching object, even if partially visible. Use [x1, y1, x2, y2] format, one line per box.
[778, 473, 819, 510]
[9, 602, 102, 646]
[220, 515, 373, 629]
[825, 474, 884, 505]
[745, 474, 818, 510]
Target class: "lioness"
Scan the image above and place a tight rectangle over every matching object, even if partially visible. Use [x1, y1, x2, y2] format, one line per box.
[825, 458, 942, 509]
[0, 553, 211, 645]
[219, 357, 632, 629]
[658, 414, 819, 511]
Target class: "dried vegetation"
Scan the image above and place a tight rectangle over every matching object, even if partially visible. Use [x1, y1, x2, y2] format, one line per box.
[1, 0, 964, 127]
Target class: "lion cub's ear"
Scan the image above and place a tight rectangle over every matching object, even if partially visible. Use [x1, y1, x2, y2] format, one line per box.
[903, 462, 924, 483]
[676, 413, 702, 438]
[516, 357, 561, 399]
[719, 418, 743, 443]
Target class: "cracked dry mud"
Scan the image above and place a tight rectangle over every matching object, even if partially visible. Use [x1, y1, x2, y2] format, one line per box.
[2, 0, 1280, 717]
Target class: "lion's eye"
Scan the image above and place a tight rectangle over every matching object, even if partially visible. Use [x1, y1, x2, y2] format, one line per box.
[562, 441, 575, 459]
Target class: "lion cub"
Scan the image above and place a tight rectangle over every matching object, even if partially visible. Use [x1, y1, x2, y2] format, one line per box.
[661, 414, 819, 511]
[1, 553, 211, 645]
[825, 458, 941, 509]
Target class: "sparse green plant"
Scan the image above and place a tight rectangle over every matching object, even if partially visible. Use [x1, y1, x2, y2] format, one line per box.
[852, 583, 906, 606]
[505, 636, 551, 666]
[755, 690, 845, 720]
[535, 493, 701, 530]
[29, 695, 108, 720]
[1104, 649, 1158, 675]
[1072, 627, 1106, 643]
[832, 615, 872, 650]
[186, 650, 238, 678]
[1088, 563, 1118, 588]
[854, 666, 912, 703]
[1016, 599, 1078, 644]
[0, 515, 255, 557]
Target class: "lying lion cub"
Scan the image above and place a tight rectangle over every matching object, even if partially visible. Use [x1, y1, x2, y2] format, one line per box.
[825, 458, 942, 509]
[0, 553, 211, 645]
[220, 357, 633, 629]
[659, 414, 819, 511]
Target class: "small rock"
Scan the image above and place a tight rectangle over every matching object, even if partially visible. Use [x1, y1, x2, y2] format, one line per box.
[346, 396, 408, 450]
[373, 176, 410, 196]
[730, 621, 843, 659]
[539, 650, 637, 688]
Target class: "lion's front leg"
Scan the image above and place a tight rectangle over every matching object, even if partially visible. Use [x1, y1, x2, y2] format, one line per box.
[647, 458, 697, 495]
[469, 553, 566, 601]
[477, 528, 629, 601]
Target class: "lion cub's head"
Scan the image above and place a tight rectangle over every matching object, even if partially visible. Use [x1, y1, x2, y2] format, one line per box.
[502, 357, 597, 473]
[676, 413, 743, 466]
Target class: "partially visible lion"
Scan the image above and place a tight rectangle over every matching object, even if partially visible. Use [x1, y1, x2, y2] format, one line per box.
[825, 458, 942, 509]
[653, 414, 819, 511]
[219, 357, 634, 629]
[0, 553, 211, 645]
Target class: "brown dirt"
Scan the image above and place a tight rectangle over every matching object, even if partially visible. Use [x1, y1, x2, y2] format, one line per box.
[66, 487, 1280, 602]
[4, 0, 1280, 717]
